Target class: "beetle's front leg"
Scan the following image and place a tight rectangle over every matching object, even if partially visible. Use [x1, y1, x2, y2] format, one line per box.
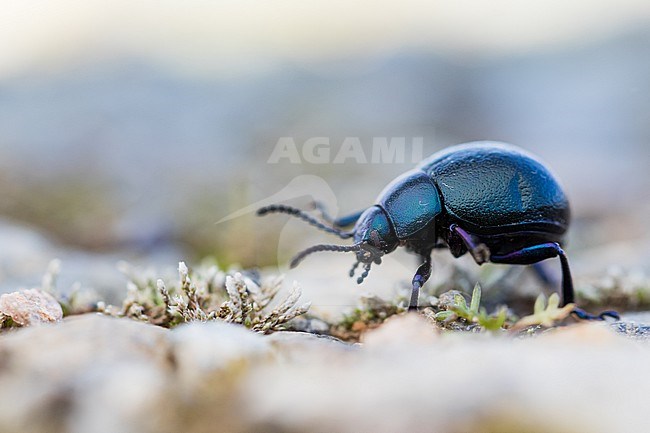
[409, 253, 432, 311]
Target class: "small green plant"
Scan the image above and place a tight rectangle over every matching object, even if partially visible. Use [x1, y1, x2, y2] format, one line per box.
[512, 293, 574, 330]
[433, 283, 509, 331]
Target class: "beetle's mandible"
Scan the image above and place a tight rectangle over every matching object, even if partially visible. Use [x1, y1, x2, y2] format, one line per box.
[258, 141, 618, 320]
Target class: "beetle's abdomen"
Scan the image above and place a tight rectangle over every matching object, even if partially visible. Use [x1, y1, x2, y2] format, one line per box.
[420, 142, 570, 234]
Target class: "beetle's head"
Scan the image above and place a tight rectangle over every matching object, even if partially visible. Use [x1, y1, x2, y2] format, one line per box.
[334, 205, 398, 283]
[258, 203, 399, 284]
[352, 206, 398, 264]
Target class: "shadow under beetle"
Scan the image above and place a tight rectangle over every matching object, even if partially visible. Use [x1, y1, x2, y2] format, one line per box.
[258, 141, 619, 321]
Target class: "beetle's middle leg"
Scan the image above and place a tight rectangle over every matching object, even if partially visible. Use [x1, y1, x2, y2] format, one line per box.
[409, 251, 432, 312]
[449, 224, 491, 265]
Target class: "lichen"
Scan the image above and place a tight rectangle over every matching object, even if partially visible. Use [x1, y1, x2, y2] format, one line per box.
[99, 260, 310, 333]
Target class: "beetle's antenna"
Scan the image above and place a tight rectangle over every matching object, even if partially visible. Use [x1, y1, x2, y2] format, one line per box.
[257, 204, 354, 239]
[290, 242, 362, 268]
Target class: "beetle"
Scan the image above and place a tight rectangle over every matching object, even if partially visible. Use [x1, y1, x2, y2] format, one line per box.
[258, 141, 618, 320]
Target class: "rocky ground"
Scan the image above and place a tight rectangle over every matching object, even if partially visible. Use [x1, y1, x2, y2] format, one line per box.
[0, 260, 649, 433]
[0, 219, 649, 433]
[0, 312, 649, 433]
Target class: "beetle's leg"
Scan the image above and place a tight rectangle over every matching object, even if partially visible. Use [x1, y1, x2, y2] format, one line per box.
[449, 224, 490, 264]
[531, 262, 556, 286]
[409, 252, 432, 312]
[310, 201, 364, 228]
[490, 242, 573, 304]
[490, 242, 620, 321]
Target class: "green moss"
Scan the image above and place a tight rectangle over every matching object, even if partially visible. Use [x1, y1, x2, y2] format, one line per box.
[0, 314, 17, 330]
[330, 295, 404, 341]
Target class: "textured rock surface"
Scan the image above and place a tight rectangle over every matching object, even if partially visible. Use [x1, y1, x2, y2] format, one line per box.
[1, 314, 650, 433]
[0, 289, 63, 326]
[0, 315, 172, 433]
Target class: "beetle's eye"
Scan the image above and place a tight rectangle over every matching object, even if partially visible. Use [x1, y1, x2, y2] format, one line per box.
[370, 230, 381, 247]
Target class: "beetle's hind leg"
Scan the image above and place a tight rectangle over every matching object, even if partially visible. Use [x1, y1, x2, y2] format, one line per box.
[409, 252, 432, 312]
[490, 242, 620, 321]
[490, 242, 574, 304]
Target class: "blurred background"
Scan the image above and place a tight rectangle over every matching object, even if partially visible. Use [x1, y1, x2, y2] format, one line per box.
[0, 0, 648, 310]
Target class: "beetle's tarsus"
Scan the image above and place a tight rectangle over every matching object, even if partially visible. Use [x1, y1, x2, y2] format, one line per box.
[599, 310, 621, 321]
[571, 308, 621, 321]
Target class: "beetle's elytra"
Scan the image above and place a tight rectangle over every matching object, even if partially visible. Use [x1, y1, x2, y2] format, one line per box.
[258, 141, 618, 320]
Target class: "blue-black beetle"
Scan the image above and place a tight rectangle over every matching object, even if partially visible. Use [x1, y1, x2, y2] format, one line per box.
[258, 141, 618, 320]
